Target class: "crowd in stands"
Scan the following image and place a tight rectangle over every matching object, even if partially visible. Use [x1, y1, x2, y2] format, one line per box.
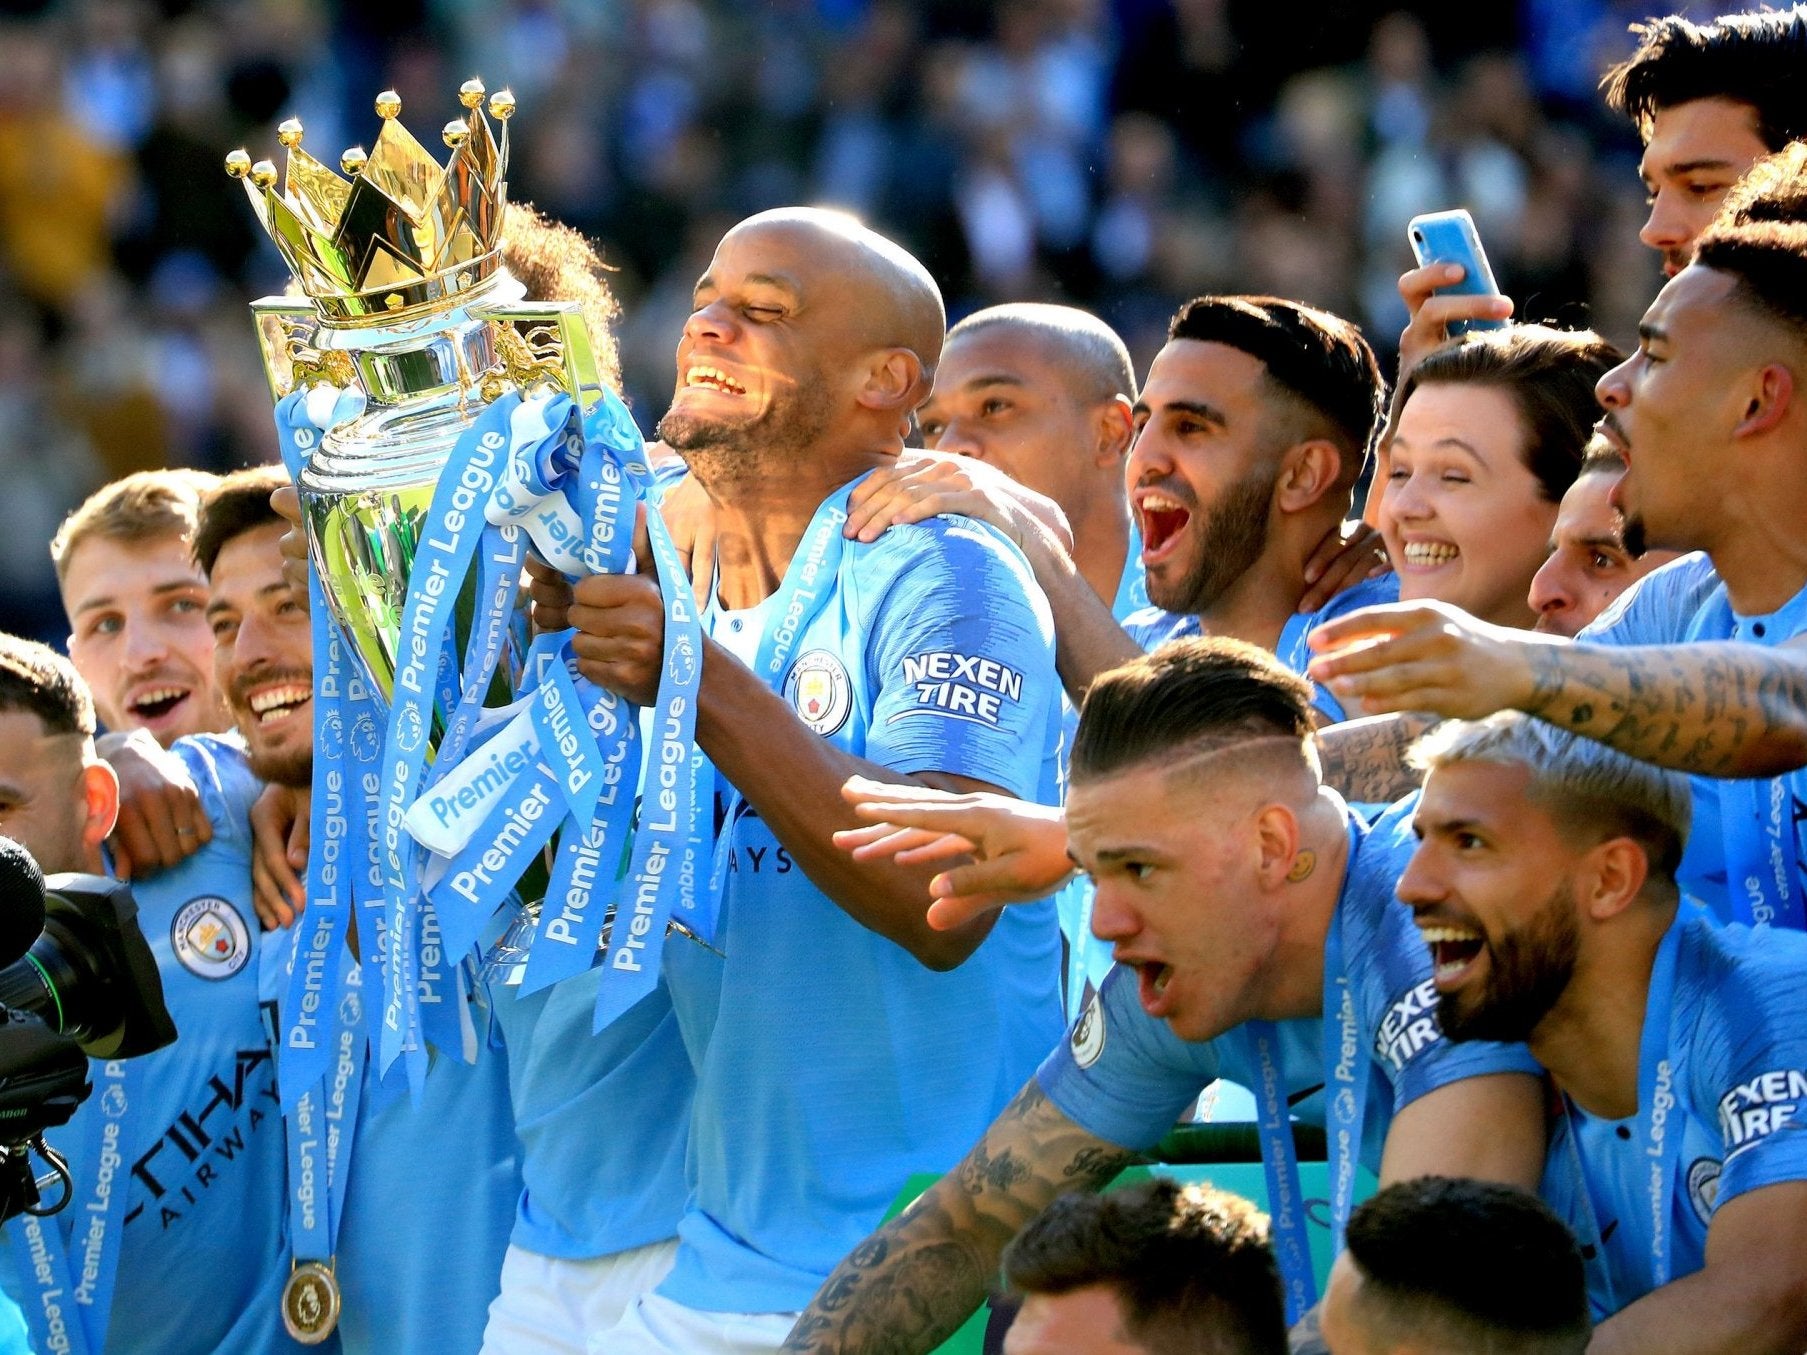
[0, 0, 1691, 644]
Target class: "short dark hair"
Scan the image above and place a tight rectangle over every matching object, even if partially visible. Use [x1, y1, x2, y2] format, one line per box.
[1601, 7, 1807, 151]
[1695, 141, 1807, 339]
[0, 634, 95, 739]
[1071, 638, 1316, 784]
[1390, 325, 1623, 504]
[1002, 1179, 1286, 1355]
[192, 466, 291, 578]
[1343, 1178, 1589, 1354]
[1167, 296, 1385, 482]
[1578, 432, 1627, 478]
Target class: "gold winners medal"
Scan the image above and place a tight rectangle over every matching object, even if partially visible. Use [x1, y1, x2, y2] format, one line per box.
[282, 1260, 342, 1344]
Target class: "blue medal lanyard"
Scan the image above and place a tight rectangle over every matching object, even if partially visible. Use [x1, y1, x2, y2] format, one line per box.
[1561, 917, 1685, 1311]
[1239, 1022, 1315, 1325]
[1241, 821, 1368, 1324]
[275, 394, 357, 1100]
[8, 1058, 138, 1355]
[1700, 592, 1806, 931]
[1724, 775, 1803, 931]
[282, 949, 366, 1287]
[701, 480, 861, 903]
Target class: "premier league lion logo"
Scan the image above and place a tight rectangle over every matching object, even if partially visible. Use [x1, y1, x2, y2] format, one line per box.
[668, 635, 699, 687]
[395, 703, 426, 754]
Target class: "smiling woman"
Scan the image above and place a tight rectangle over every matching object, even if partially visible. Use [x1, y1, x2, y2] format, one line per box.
[1380, 325, 1622, 630]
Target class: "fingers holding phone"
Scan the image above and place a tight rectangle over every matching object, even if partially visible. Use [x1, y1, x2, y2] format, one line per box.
[1398, 210, 1515, 375]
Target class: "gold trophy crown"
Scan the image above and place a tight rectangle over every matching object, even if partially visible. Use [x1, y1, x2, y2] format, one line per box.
[225, 79, 515, 330]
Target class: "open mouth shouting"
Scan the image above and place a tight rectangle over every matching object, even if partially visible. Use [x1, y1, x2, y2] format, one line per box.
[1419, 922, 1486, 991]
[1122, 953, 1177, 1017]
[1136, 489, 1193, 564]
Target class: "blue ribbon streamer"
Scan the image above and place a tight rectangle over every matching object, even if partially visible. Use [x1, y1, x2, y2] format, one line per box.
[10, 1059, 139, 1355]
[702, 481, 858, 917]
[1561, 916, 1684, 1305]
[591, 505, 707, 1030]
[1241, 1022, 1315, 1324]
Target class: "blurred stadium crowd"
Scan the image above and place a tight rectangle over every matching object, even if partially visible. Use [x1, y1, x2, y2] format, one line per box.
[0, 0, 1668, 642]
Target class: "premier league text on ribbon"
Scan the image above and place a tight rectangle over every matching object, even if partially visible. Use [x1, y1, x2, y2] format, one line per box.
[236, 81, 708, 1071]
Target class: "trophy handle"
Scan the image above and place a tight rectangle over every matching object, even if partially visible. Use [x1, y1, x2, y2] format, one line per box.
[250, 298, 356, 403]
[470, 300, 607, 415]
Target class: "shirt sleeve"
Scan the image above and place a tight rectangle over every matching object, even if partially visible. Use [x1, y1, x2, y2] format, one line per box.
[1120, 606, 1196, 653]
[861, 519, 1057, 801]
[1578, 553, 1718, 647]
[1036, 965, 1222, 1151]
[1694, 928, 1807, 1205]
[175, 734, 259, 856]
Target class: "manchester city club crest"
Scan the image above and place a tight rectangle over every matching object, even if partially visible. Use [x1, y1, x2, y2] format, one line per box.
[784, 650, 852, 736]
[171, 896, 252, 980]
[1686, 1157, 1722, 1225]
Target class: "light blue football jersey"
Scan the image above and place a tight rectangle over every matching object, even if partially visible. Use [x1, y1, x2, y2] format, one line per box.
[332, 1037, 518, 1354]
[1539, 914, 1807, 1317]
[1040, 794, 1539, 1159]
[1121, 572, 1400, 726]
[257, 788, 519, 1354]
[1055, 526, 1152, 767]
[1581, 556, 1806, 927]
[1, 735, 302, 1355]
[658, 507, 1066, 1314]
[487, 966, 691, 1260]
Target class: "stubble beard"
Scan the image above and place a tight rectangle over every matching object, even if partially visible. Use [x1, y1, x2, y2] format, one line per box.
[659, 372, 835, 491]
[1621, 511, 1648, 560]
[245, 735, 312, 790]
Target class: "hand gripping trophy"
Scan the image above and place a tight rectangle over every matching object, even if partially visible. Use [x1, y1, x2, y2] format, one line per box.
[225, 84, 714, 1113]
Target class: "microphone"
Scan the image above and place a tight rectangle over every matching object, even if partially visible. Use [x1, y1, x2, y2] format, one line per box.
[0, 838, 48, 969]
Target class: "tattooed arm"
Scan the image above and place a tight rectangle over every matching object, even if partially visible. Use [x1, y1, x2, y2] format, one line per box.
[1314, 713, 1433, 804]
[781, 1079, 1136, 1354]
[1306, 602, 1807, 778]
